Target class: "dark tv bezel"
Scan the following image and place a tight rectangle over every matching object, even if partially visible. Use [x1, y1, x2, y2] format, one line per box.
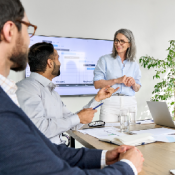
[27, 34, 113, 97]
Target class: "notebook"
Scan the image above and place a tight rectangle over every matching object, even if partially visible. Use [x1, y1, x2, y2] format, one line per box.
[99, 133, 155, 146]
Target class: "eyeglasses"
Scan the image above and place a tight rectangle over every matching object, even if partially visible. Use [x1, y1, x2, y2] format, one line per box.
[114, 38, 130, 45]
[16, 20, 37, 38]
[88, 120, 105, 127]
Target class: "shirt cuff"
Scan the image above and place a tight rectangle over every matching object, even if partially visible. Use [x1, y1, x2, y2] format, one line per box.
[93, 77, 104, 82]
[135, 80, 142, 87]
[87, 97, 102, 109]
[69, 114, 80, 127]
[101, 150, 108, 169]
[120, 159, 137, 175]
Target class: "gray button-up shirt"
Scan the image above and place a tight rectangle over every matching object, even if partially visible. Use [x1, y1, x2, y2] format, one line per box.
[16, 72, 100, 144]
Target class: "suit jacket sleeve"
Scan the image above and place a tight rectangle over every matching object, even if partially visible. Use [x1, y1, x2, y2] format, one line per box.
[0, 89, 134, 175]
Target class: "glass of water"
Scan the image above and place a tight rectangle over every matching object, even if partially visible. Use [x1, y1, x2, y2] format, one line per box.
[120, 109, 129, 132]
[129, 107, 136, 125]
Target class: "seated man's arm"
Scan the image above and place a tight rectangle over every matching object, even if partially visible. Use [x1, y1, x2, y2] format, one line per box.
[68, 86, 119, 130]
[16, 84, 80, 139]
[62, 97, 101, 130]
[55, 144, 102, 169]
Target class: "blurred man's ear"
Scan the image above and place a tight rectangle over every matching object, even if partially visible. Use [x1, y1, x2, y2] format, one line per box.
[47, 59, 53, 68]
[1, 21, 16, 43]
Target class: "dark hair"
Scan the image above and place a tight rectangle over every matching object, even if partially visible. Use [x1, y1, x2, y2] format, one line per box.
[28, 42, 55, 73]
[0, 0, 25, 41]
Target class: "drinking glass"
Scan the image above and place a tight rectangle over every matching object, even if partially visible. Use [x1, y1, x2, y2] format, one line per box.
[129, 107, 136, 125]
[120, 109, 129, 132]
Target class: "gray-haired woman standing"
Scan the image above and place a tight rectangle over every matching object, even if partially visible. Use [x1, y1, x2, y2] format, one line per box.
[93, 29, 141, 122]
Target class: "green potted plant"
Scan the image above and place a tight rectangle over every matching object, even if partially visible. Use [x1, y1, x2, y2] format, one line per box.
[139, 40, 175, 120]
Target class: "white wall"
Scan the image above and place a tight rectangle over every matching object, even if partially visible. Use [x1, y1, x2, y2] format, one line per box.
[9, 0, 175, 120]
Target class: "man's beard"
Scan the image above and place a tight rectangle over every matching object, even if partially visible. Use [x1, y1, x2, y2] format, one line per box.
[10, 35, 28, 71]
[52, 61, 60, 77]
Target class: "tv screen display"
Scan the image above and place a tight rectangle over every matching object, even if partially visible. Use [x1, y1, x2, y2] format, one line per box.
[26, 35, 113, 96]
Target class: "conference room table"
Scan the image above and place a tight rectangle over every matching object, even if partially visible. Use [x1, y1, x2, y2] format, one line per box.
[67, 123, 175, 175]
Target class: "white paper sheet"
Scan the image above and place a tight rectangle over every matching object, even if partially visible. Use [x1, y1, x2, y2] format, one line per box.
[136, 119, 154, 124]
[78, 127, 124, 139]
[105, 120, 154, 126]
[153, 135, 175, 142]
[78, 127, 175, 143]
[170, 170, 175, 175]
[105, 123, 120, 127]
[132, 128, 175, 136]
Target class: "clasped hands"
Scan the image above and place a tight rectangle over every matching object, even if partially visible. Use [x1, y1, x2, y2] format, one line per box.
[106, 145, 144, 173]
[117, 75, 136, 87]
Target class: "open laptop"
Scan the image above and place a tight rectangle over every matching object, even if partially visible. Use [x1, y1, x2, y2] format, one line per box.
[147, 101, 175, 128]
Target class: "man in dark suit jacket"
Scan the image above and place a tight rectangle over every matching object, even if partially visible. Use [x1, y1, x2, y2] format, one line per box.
[0, 0, 144, 175]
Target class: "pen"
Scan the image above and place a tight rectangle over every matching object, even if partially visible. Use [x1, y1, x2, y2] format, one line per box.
[93, 103, 104, 110]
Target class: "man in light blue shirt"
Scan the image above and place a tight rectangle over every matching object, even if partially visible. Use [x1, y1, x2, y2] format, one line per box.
[16, 42, 119, 144]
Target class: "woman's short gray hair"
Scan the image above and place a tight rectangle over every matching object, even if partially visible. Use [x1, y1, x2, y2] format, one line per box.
[112, 29, 136, 61]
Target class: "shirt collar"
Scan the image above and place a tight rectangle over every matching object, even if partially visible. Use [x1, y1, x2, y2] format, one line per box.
[116, 55, 129, 68]
[29, 72, 56, 91]
[116, 55, 128, 63]
[0, 74, 17, 94]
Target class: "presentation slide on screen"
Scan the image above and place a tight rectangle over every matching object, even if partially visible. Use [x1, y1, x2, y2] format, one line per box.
[26, 35, 113, 95]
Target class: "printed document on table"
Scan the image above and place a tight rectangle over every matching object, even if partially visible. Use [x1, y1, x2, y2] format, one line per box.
[154, 135, 175, 142]
[136, 119, 154, 124]
[105, 123, 120, 127]
[78, 127, 125, 139]
[105, 120, 154, 126]
[132, 128, 175, 136]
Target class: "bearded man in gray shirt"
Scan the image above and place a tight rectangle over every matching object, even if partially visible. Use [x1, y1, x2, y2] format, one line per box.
[16, 42, 119, 144]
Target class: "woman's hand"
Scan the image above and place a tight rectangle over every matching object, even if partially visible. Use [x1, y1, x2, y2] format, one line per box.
[116, 75, 135, 87]
[125, 77, 140, 92]
[116, 75, 127, 84]
[125, 77, 136, 87]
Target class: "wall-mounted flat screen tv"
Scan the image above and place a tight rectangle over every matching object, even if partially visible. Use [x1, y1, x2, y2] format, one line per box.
[26, 35, 113, 96]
